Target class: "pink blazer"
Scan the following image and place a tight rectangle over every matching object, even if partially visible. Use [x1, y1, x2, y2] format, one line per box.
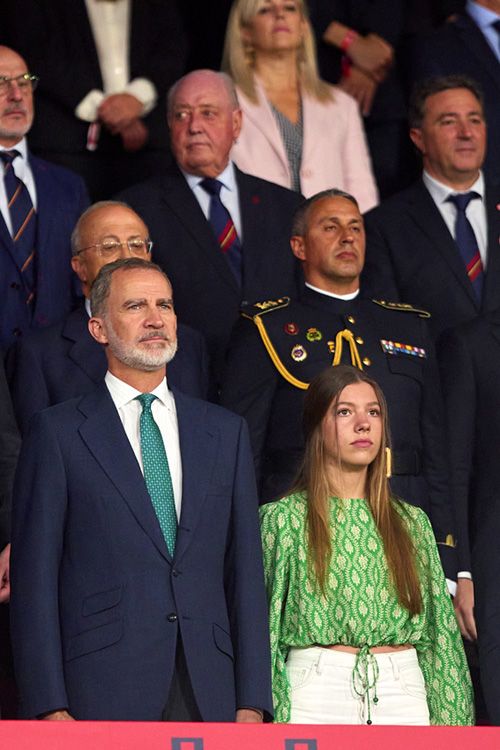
[231, 79, 378, 212]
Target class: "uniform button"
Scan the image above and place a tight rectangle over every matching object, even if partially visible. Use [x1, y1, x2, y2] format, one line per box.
[347, 316, 355, 324]
[10, 282, 20, 290]
[362, 357, 371, 366]
[355, 337, 364, 345]
[167, 613, 178, 622]
[12, 328, 22, 337]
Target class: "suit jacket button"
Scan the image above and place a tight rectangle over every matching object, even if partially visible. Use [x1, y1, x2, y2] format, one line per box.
[10, 282, 20, 290]
[172, 569, 180, 577]
[167, 613, 178, 622]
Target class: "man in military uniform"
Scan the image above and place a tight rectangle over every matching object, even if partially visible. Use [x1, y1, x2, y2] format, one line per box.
[221, 189, 455, 574]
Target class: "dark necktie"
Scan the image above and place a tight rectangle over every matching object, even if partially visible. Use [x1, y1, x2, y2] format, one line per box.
[446, 191, 483, 302]
[492, 19, 500, 53]
[136, 393, 177, 556]
[0, 150, 36, 303]
[200, 177, 242, 285]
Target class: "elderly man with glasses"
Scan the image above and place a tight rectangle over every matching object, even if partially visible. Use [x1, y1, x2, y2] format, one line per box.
[7, 200, 209, 436]
[0, 45, 89, 351]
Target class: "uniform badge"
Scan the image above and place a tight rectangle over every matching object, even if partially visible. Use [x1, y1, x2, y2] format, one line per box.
[284, 322, 299, 335]
[306, 327, 322, 342]
[291, 344, 307, 362]
[380, 340, 426, 358]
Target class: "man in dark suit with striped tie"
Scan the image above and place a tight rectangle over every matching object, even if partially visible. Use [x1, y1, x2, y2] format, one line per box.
[119, 69, 303, 390]
[0, 45, 89, 350]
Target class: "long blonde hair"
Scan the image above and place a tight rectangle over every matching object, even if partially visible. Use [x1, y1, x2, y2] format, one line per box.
[293, 365, 423, 616]
[221, 0, 331, 103]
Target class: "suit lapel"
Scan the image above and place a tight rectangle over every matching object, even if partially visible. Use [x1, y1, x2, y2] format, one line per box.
[78, 383, 170, 562]
[458, 15, 500, 93]
[63, 306, 107, 383]
[160, 169, 239, 295]
[237, 168, 276, 292]
[407, 182, 478, 307]
[173, 389, 219, 563]
[483, 183, 500, 313]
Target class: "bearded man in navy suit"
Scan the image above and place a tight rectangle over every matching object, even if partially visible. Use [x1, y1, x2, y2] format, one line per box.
[10, 257, 272, 722]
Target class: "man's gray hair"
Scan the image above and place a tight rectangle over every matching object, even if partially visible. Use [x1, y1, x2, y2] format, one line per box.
[408, 75, 484, 129]
[90, 257, 171, 317]
[71, 200, 138, 256]
[292, 189, 360, 237]
[167, 69, 240, 120]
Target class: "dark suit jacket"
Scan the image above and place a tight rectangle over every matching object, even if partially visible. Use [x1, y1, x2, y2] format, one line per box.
[410, 12, 500, 183]
[7, 305, 210, 435]
[362, 178, 500, 338]
[0, 358, 20, 549]
[10, 383, 272, 721]
[0, 153, 89, 350]
[118, 165, 303, 384]
[4, 0, 186, 155]
[438, 312, 500, 723]
[221, 287, 456, 575]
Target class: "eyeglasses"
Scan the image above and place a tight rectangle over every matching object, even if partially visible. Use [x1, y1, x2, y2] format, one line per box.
[76, 238, 153, 258]
[0, 73, 39, 96]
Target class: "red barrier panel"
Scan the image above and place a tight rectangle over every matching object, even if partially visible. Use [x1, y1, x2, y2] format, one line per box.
[0, 721, 499, 750]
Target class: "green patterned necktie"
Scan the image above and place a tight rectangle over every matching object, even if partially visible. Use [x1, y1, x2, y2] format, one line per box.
[136, 393, 177, 556]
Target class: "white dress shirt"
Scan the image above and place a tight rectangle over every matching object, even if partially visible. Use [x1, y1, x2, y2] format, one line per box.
[423, 170, 488, 269]
[0, 138, 37, 237]
[305, 282, 359, 301]
[181, 161, 243, 242]
[105, 371, 183, 521]
[76, 0, 157, 122]
[467, 0, 500, 63]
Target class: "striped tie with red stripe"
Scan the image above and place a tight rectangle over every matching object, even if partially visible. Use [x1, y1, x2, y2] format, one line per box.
[446, 191, 483, 302]
[200, 177, 242, 286]
[1, 149, 36, 304]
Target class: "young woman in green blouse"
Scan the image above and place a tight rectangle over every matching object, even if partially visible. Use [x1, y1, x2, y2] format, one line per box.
[260, 365, 474, 725]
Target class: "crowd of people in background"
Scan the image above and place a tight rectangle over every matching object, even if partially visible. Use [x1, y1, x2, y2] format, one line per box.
[0, 0, 499, 728]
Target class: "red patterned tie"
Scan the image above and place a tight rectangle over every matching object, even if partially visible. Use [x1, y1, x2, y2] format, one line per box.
[0, 149, 36, 304]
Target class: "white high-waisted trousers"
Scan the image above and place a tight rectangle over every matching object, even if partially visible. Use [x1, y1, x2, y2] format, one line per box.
[286, 646, 430, 725]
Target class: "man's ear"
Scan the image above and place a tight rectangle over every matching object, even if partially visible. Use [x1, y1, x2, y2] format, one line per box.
[290, 235, 306, 261]
[88, 316, 109, 345]
[409, 127, 424, 155]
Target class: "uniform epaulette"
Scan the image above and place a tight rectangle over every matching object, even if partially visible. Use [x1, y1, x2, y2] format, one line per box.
[371, 300, 431, 319]
[241, 296, 291, 320]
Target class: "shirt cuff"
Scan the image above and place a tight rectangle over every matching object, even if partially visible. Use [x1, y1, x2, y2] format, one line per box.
[125, 78, 157, 116]
[457, 571, 473, 580]
[75, 89, 105, 122]
[447, 578, 457, 597]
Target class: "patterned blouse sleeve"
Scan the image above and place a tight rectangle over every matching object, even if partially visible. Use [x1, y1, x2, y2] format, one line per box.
[414, 509, 475, 725]
[259, 500, 292, 723]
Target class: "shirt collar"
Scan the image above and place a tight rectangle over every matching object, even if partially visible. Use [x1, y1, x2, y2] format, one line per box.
[105, 370, 171, 409]
[181, 160, 237, 193]
[0, 136, 28, 160]
[422, 169, 485, 206]
[305, 282, 360, 301]
[466, 1, 500, 30]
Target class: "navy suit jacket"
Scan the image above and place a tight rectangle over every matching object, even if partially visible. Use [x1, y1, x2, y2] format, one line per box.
[118, 165, 303, 384]
[362, 178, 500, 338]
[10, 383, 272, 721]
[438, 312, 500, 724]
[0, 153, 89, 349]
[410, 12, 500, 184]
[7, 305, 210, 435]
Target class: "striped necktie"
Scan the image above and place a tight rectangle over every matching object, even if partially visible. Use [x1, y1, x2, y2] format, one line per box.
[200, 177, 242, 285]
[0, 149, 36, 303]
[446, 191, 483, 302]
[136, 393, 177, 556]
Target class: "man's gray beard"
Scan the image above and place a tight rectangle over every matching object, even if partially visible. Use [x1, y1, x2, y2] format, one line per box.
[106, 322, 177, 372]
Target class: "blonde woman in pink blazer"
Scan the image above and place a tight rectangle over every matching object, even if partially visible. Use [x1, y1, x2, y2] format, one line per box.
[222, 0, 378, 212]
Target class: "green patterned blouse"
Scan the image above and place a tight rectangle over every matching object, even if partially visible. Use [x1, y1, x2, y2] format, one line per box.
[259, 492, 474, 725]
